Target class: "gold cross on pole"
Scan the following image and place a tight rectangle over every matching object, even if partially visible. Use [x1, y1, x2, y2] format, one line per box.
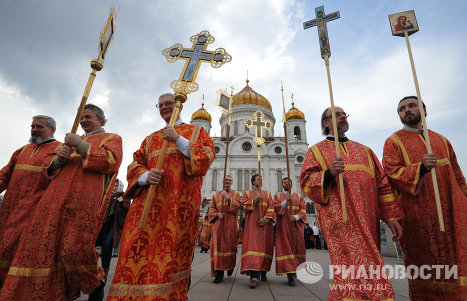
[244, 110, 272, 146]
[138, 31, 231, 229]
[162, 30, 232, 102]
[244, 110, 272, 220]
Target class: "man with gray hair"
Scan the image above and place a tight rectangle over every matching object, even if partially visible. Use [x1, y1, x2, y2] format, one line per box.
[0, 115, 61, 286]
[0, 104, 123, 300]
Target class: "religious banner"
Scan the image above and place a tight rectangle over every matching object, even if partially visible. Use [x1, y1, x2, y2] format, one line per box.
[389, 10, 419, 37]
[216, 88, 232, 113]
[388, 9, 444, 231]
[71, 6, 117, 134]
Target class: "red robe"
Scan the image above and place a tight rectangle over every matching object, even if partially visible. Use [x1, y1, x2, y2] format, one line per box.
[108, 124, 214, 301]
[240, 189, 275, 274]
[0, 140, 61, 282]
[208, 189, 241, 276]
[198, 218, 212, 250]
[300, 138, 403, 301]
[0, 131, 122, 300]
[383, 129, 467, 300]
[273, 192, 307, 275]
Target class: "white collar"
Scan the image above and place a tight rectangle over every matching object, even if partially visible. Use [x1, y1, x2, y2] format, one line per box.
[166, 119, 184, 126]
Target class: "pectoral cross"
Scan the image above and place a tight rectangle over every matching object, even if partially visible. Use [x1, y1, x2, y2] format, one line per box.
[244, 110, 272, 146]
[303, 5, 340, 59]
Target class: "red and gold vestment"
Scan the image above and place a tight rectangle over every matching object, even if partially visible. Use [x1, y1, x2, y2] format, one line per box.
[208, 189, 240, 276]
[0, 132, 122, 300]
[300, 138, 403, 301]
[109, 124, 214, 301]
[198, 218, 212, 250]
[383, 129, 467, 300]
[240, 189, 275, 274]
[0, 140, 61, 282]
[273, 191, 307, 275]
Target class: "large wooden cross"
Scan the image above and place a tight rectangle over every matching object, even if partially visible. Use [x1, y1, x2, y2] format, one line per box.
[303, 5, 340, 59]
[303, 5, 348, 222]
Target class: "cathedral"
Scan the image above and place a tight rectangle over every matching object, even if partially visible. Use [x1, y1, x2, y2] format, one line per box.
[190, 79, 311, 207]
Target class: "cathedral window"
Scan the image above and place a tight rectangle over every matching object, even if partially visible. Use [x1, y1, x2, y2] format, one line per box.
[237, 170, 243, 191]
[274, 146, 282, 154]
[234, 121, 238, 135]
[276, 170, 282, 192]
[244, 170, 250, 191]
[242, 142, 252, 152]
[212, 170, 218, 191]
[214, 146, 220, 154]
[294, 126, 301, 140]
[297, 155, 304, 163]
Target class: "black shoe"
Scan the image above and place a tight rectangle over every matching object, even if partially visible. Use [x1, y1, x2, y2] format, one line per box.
[227, 269, 234, 276]
[261, 273, 267, 282]
[287, 278, 296, 286]
[213, 276, 221, 283]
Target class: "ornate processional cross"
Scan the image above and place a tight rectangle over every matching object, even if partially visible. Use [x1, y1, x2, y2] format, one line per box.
[162, 30, 232, 102]
[244, 110, 272, 146]
[303, 5, 340, 59]
[138, 31, 231, 229]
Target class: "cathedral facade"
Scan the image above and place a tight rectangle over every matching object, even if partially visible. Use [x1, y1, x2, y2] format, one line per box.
[190, 80, 310, 205]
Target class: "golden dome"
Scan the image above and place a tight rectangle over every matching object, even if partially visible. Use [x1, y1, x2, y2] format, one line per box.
[191, 102, 212, 122]
[286, 101, 305, 120]
[232, 79, 272, 111]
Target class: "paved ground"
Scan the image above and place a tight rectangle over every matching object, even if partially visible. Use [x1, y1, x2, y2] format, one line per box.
[79, 246, 409, 300]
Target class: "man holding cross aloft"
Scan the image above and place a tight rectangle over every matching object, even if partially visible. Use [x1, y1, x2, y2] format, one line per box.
[109, 93, 214, 300]
[300, 106, 404, 300]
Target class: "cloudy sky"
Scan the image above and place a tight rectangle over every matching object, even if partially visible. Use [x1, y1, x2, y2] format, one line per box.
[1, 0, 466, 186]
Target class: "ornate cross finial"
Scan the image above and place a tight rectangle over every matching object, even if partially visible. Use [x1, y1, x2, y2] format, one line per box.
[162, 30, 231, 102]
[303, 6, 340, 59]
[291, 93, 294, 106]
[244, 110, 272, 146]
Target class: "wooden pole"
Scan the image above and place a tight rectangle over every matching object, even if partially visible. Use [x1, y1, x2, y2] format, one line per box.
[139, 99, 182, 229]
[324, 55, 347, 222]
[71, 59, 103, 133]
[257, 146, 263, 220]
[404, 32, 444, 232]
[281, 83, 295, 249]
[219, 108, 232, 244]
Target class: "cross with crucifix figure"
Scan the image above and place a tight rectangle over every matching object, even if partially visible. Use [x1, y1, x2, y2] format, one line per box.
[303, 5, 348, 222]
[138, 31, 231, 229]
[303, 5, 340, 59]
[244, 110, 272, 146]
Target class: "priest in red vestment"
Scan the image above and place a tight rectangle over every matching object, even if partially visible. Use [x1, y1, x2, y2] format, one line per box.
[0, 115, 61, 284]
[240, 174, 275, 289]
[0, 104, 122, 301]
[208, 175, 241, 283]
[274, 177, 307, 286]
[198, 213, 212, 253]
[300, 107, 403, 301]
[383, 96, 467, 300]
[108, 93, 215, 301]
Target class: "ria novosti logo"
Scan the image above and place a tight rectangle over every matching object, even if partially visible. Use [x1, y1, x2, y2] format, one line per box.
[296, 261, 324, 284]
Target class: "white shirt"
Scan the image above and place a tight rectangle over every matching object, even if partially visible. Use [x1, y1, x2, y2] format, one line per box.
[138, 119, 190, 186]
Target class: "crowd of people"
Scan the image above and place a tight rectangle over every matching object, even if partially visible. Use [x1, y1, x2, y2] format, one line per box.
[0, 94, 466, 300]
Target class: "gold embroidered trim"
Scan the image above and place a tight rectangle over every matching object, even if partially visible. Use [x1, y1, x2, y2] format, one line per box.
[241, 251, 273, 259]
[213, 251, 236, 257]
[276, 254, 306, 261]
[13, 164, 42, 172]
[6, 262, 98, 277]
[379, 193, 396, 203]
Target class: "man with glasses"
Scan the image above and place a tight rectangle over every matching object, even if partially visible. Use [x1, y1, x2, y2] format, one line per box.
[300, 106, 404, 300]
[382, 96, 467, 299]
[109, 93, 215, 300]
